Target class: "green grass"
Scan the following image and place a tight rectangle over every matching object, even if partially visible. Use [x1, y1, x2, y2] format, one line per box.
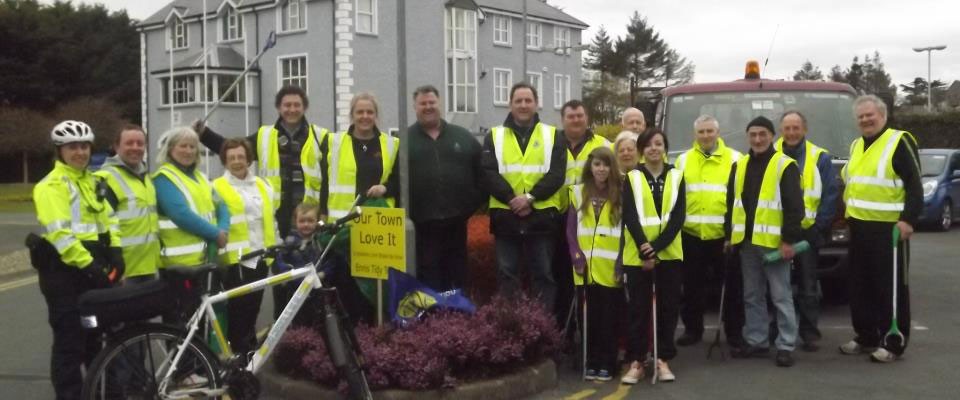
[0, 184, 35, 213]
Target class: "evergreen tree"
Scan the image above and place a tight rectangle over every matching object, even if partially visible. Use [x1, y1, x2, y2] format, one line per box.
[793, 60, 824, 81]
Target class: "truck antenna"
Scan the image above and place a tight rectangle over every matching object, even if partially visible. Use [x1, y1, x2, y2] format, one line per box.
[760, 24, 780, 89]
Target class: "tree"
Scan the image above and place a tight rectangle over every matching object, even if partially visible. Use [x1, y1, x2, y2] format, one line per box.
[828, 65, 845, 83]
[793, 60, 823, 81]
[860, 51, 896, 98]
[900, 77, 948, 107]
[583, 27, 624, 124]
[0, 107, 55, 182]
[614, 12, 694, 106]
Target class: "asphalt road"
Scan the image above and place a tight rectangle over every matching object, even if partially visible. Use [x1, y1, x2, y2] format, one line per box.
[1, 228, 958, 399]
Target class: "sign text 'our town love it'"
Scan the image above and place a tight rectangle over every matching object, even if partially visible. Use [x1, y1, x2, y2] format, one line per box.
[350, 207, 406, 280]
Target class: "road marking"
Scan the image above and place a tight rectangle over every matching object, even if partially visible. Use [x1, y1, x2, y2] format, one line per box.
[600, 384, 631, 400]
[564, 389, 596, 400]
[0, 275, 37, 292]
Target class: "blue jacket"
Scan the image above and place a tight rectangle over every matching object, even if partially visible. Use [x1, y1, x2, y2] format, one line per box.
[783, 140, 838, 232]
[153, 163, 230, 241]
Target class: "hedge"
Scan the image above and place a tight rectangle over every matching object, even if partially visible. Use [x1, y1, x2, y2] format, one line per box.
[891, 112, 960, 149]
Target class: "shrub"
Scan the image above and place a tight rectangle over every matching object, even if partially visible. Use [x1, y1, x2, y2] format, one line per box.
[275, 295, 561, 391]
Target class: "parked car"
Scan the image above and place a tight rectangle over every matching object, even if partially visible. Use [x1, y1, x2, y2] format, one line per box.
[918, 148, 960, 231]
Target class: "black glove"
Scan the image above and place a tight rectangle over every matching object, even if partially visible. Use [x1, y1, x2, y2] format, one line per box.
[82, 260, 112, 288]
[109, 247, 126, 281]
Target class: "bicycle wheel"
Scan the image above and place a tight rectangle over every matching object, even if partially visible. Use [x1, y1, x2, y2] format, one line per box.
[82, 324, 222, 400]
[323, 311, 372, 400]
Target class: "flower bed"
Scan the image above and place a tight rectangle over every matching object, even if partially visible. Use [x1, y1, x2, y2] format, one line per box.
[274, 295, 561, 391]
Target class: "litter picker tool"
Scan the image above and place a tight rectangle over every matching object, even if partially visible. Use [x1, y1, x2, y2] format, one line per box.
[650, 266, 659, 384]
[201, 31, 278, 124]
[582, 265, 589, 381]
[707, 250, 733, 360]
[881, 227, 905, 349]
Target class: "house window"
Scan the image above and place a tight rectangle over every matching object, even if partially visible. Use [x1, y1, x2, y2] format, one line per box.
[279, 55, 308, 90]
[281, 0, 306, 32]
[525, 22, 541, 49]
[206, 74, 246, 104]
[526, 72, 542, 108]
[445, 7, 477, 113]
[493, 68, 512, 106]
[220, 7, 244, 41]
[493, 15, 511, 46]
[168, 17, 188, 50]
[554, 27, 569, 50]
[356, 0, 376, 35]
[554, 74, 571, 109]
[162, 76, 196, 105]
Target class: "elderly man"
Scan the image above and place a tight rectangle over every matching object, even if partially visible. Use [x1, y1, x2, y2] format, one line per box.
[726, 116, 804, 367]
[482, 83, 566, 312]
[774, 111, 838, 352]
[621, 107, 647, 134]
[840, 95, 922, 363]
[674, 115, 744, 348]
[407, 85, 483, 291]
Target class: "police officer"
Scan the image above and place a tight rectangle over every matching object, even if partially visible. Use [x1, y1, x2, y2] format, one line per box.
[95, 124, 161, 284]
[481, 82, 566, 312]
[32, 120, 124, 400]
[674, 115, 744, 347]
[840, 95, 922, 363]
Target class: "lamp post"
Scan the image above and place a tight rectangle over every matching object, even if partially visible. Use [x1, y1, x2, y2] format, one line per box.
[912, 45, 947, 112]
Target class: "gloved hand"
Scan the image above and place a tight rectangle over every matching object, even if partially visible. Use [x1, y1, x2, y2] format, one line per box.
[572, 251, 586, 275]
[191, 119, 206, 135]
[108, 248, 126, 282]
[82, 260, 112, 288]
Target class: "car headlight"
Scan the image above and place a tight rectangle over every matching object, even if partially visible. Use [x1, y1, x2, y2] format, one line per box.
[922, 179, 938, 197]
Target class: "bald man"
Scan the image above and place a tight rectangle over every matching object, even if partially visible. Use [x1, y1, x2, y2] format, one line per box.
[622, 108, 647, 134]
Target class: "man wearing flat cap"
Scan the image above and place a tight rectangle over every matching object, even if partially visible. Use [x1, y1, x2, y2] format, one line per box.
[725, 116, 804, 367]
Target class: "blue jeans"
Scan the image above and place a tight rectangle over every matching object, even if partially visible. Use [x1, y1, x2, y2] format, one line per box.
[741, 242, 797, 351]
[495, 234, 557, 313]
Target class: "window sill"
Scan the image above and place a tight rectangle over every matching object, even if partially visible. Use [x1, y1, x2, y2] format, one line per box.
[526, 46, 542, 52]
[218, 38, 244, 44]
[355, 30, 378, 37]
[167, 47, 189, 53]
[278, 28, 308, 36]
[493, 42, 512, 48]
[493, 102, 509, 108]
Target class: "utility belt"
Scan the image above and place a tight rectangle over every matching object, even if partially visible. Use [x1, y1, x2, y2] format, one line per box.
[25, 232, 108, 272]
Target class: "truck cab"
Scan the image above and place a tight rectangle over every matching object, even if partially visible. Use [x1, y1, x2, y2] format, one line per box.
[655, 61, 859, 298]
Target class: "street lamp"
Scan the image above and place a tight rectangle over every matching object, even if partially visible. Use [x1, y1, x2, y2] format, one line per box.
[913, 45, 947, 112]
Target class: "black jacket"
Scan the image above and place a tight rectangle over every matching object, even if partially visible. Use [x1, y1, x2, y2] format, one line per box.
[407, 119, 484, 223]
[621, 163, 686, 262]
[724, 145, 804, 245]
[481, 113, 567, 235]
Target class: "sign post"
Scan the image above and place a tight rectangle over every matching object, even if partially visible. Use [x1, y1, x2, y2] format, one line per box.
[350, 207, 406, 325]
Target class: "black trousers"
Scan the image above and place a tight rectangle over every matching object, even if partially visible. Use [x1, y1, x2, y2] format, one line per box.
[415, 217, 469, 292]
[553, 216, 574, 329]
[794, 227, 823, 342]
[222, 261, 269, 356]
[582, 284, 621, 372]
[680, 233, 744, 340]
[848, 220, 911, 355]
[624, 262, 682, 363]
[37, 263, 99, 400]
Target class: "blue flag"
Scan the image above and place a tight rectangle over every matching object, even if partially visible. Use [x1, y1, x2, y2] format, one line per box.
[387, 268, 476, 327]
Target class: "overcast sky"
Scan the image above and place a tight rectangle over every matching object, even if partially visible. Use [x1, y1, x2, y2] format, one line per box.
[71, 0, 958, 88]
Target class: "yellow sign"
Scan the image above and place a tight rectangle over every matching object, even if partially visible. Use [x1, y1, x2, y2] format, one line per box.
[350, 206, 406, 279]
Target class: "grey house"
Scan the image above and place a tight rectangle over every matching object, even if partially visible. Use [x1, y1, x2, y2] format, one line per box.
[137, 0, 587, 169]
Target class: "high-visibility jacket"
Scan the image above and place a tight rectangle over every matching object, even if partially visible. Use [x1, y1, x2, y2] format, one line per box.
[94, 164, 160, 277]
[842, 128, 916, 222]
[559, 134, 612, 210]
[623, 168, 684, 264]
[675, 138, 742, 240]
[212, 174, 279, 265]
[775, 138, 827, 229]
[256, 124, 329, 204]
[569, 184, 622, 288]
[34, 161, 120, 269]
[731, 152, 796, 248]
[154, 163, 216, 267]
[324, 130, 399, 221]
[488, 123, 563, 211]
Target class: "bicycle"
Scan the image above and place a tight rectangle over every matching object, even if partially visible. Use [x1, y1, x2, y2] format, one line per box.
[78, 199, 372, 400]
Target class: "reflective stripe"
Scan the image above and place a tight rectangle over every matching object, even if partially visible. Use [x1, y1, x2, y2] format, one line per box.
[876, 130, 900, 179]
[229, 215, 246, 225]
[564, 176, 578, 185]
[304, 188, 320, 199]
[590, 248, 619, 261]
[570, 160, 587, 169]
[102, 167, 139, 218]
[493, 127, 506, 174]
[687, 215, 725, 224]
[805, 210, 817, 220]
[329, 132, 345, 196]
[687, 183, 727, 193]
[756, 199, 782, 210]
[848, 175, 902, 188]
[639, 216, 662, 226]
[158, 220, 177, 230]
[260, 168, 280, 177]
[53, 236, 77, 252]
[846, 198, 904, 212]
[577, 224, 621, 238]
[329, 184, 354, 194]
[121, 233, 158, 247]
[492, 126, 553, 175]
[732, 224, 781, 235]
[329, 209, 349, 219]
[219, 241, 251, 254]
[44, 220, 99, 234]
[259, 130, 272, 177]
[803, 189, 821, 198]
[502, 165, 550, 173]
[160, 242, 206, 257]
[159, 166, 200, 212]
[115, 205, 156, 221]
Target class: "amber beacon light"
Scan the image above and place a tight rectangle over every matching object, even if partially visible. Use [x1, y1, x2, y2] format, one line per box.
[744, 60, 761, 79]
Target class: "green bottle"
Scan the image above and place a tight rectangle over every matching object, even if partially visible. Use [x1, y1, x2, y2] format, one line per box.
[763, 240, 810, 263]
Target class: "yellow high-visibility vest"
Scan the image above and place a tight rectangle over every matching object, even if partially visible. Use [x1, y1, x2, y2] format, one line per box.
[488, 123, 563, 211]
[731, 152, 795, 248]
[256, 124, 330, 204]
[842, 128, 916, 222]
[212, 175, 279, 264]
[153, 163, 215, 267]
[569, 184, 622, 287]
[622, 168, 684, 264]
[775, 138, 827, 229]
[95, 165, 160, 277]
[559, 134, 612, 210]
[324, 130, 399, 222]
[675, 138, 741, 240]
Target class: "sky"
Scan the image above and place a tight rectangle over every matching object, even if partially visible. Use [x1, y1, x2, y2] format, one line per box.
[65, 0, 959, 89]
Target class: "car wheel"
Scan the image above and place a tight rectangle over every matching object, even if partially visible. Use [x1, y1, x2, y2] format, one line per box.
[940, 202, 953, 231]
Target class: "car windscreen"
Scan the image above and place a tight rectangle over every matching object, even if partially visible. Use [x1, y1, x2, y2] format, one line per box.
[663, 90, 860, 157]
[920, 154, 947, 177]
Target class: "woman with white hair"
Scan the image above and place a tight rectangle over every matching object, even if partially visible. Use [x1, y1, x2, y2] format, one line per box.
[152, 126, 230, 325]
[614, 130, 641, 175]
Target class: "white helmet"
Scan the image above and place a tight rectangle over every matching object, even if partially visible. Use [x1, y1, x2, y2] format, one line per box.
[51, 120, 95, 146]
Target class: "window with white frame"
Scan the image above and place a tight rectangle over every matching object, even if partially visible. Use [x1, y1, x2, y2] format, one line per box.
[554, 27, 570, 50]
[526, 22, 541, 49]
[356, 0, 377, 35]
[493, 15, 511, 46]
[280, 0, 306, 32]
[526, 72, 542, 108]
[168, 17, 188, 50]
[445, 7, 477, 113]
[554, 74, 571, 109]
[279, 56, 308, 89]
[493, 68, 512, 106]
[161, 76, 196, 105]
[220, 7, 244, 41]
[205, 74, 246, 104]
